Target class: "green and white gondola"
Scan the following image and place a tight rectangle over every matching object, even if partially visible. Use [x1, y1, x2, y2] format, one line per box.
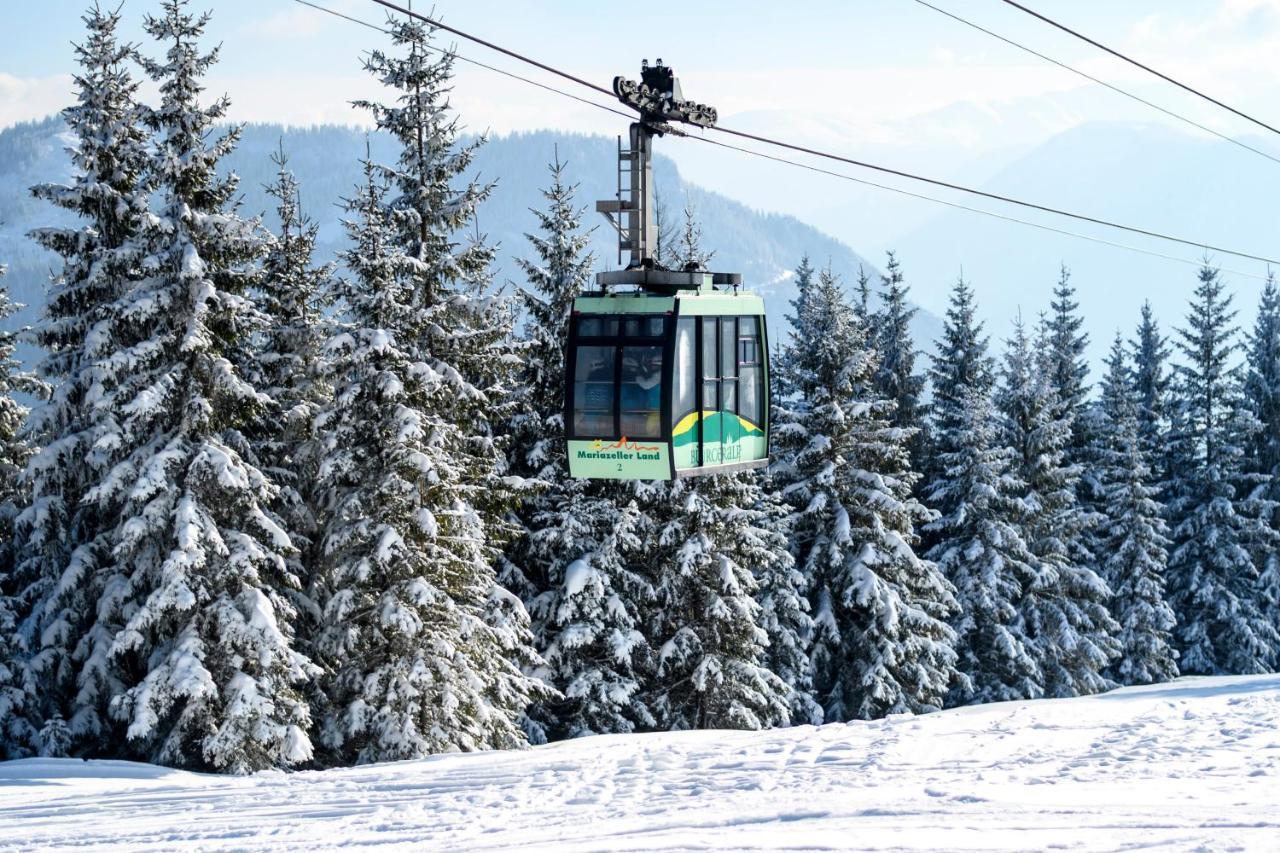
[565, 270, 769, 480]
[564, 60, 769, 479]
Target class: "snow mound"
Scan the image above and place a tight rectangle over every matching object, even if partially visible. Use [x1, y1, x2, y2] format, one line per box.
[3, 675, 1278, 850]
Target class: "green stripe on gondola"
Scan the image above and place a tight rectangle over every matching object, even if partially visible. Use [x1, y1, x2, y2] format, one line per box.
[672, 410, 765, 447]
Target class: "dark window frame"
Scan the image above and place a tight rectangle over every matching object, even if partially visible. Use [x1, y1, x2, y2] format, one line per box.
[565, 313, 672, 442]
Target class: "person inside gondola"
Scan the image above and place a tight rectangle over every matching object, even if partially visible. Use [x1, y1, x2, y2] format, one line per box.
[620, 347, 662, 436]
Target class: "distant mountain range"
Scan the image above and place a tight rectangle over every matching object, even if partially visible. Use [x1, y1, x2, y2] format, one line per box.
[893, 120, 1280, 372]
[0, 117, 943, 369]
[667, 103, 1280, 377]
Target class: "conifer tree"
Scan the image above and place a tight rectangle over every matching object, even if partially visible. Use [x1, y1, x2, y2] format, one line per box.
[652, 193, 676, 269]
[248, 146, 334, 612]
[1093, 335, 1178, 685]
[873, 251, 926, 471]
[0, 271, 40, 589]
[1130, 301, 1173, 466]
[676, 198, 713, 271]
[925, 279, 1039, 704]
[352, 12, 526, 572]
[775, 256, 816, 400]
[926, 277, 996, 442]
[1043, 265, 1091, 443]
[312, 156, 542, 761]
[999, 319, 1118, 697]
[504, 157, 653, 741]
[312, 14, 545, 761]
[854, 264, 874, 324]
[505, 156, 594, 485]
[633, 207, 793, 731]
[776, 266, 957, 720]
[0, 266, 44, 759]
[1166, 264, 1278, 674]
[1243, 276, 1280, 631]
[73, 0, 316, 772]
[643, 475, 792, 730]
[15, 3, 155, 758]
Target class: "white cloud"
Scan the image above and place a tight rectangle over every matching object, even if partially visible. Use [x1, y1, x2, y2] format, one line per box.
[238, 0, 367, 40]
[0, 73, 74, 128]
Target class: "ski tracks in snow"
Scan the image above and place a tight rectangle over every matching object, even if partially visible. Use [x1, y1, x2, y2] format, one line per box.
[3, 674, 1279, 851]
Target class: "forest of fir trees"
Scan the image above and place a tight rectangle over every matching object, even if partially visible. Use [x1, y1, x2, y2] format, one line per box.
[0, 0, 1278, 772]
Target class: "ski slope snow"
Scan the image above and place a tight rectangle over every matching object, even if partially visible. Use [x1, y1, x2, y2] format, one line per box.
[3, 675, 1278, 851]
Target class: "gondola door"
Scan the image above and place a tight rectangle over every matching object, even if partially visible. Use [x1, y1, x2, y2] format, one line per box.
[699, 317, 719, 465]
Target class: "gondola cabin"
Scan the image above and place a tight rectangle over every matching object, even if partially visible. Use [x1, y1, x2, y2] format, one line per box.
[565, 274, 769, 480]
[567, 59, 768, 479]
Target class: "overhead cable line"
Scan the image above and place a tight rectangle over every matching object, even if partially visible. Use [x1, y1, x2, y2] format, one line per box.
[997, 0, 1280, 139]
[910, 0, 1280, 167]
[353, 0, 1280, 267]
[366, 0, 615, 98]
[683, 133, 1271, 282]
[291, 0, 634, 121]
[705, 123, 1280, 265]
[291, 0, 1280, 271]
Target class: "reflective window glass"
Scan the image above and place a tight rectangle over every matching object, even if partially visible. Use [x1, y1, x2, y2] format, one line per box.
[702, 379, 718, 411]
[572, 346, 616, 436]
[619, 345, 663, 438]
[740, 365, 762, 425]
[702, 318, 718, 378]
[624, 316, 666, 337]
[722, 378, 738, 415]
[673, 319, 696, 424]
[721, 317, 737, 379]
[576, 316, 618, 337]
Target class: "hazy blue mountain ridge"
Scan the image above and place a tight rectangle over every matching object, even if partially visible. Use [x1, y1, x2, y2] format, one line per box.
[893, 120, 1280, 373]
[0, 119, 940, 367]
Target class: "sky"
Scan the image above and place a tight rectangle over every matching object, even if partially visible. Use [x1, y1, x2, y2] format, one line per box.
[4, 0, 1278, 141]
[5, 0, 1280, 348]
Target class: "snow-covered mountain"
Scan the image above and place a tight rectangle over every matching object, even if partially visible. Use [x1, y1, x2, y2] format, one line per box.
[4, 674, 1276, 849]
[667, 106, 1280, 374]
[0, 118, 944, 363]
[893, 120, 1280, 372]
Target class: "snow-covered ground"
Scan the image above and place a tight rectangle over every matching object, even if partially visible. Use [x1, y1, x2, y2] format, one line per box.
[3, 675, 1278, 851]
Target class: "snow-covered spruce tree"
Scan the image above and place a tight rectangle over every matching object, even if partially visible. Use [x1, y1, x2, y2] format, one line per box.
[750, 478, 821, 726]
[920, 275, 995, 530]
[354, 14, 529, 574]
[0, 266, 44, 759]
[1042, 265, 1091, 452]
[1165, 264, 1278, 674]
[1039, 270, 1107, 587]
[1092, 335, 1178, 685]
[82, 0, 316, 773]
[246, 145, 334, 620]
[631, 206, 793, 732]
[924, 278, 1039, 704]
[760, 254, 825, 725]
[854, 264, 874, 324]
[676, 198, 714, 271]
[1242, 276, 1280, 631]
[999, 319, 1118, 698]
[505, 155, 595, 491]
[642, 474, 793, 731]
[774, 255, 816, 401]
[311, 157, 541, 761]
[14, 3, 153, 759]
[312, 14, 545, 761]
[873, 251, 927, 473]
[503, 156, 654, 742]
[774, 265, 957, 721]
[1130, 301, 1173, 466]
